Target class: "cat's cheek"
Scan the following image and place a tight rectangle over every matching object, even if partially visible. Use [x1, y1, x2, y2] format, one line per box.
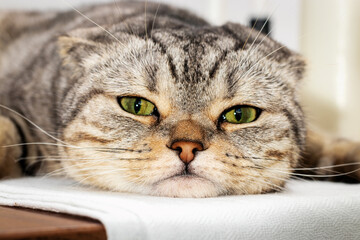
[187, 143, 293, 195]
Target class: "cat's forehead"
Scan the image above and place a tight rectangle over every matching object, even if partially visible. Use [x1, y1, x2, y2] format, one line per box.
[150, 23, 278, 55]
[145, 25, 299, 110]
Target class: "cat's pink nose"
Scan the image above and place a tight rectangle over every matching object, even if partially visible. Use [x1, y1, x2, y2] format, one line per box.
[171, 141, 204, 164]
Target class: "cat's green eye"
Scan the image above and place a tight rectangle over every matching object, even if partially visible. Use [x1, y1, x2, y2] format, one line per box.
[119, 97, 156, 116]
[221, 106, 259, 124]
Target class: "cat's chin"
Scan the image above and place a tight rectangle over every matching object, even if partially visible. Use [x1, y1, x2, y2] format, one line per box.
[152, 175, 222, 198]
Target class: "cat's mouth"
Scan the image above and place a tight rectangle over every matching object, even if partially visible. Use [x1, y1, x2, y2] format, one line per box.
[157, 165, 208, 184]
[153, 173, 221, 197]
[163, 172, 200, 181]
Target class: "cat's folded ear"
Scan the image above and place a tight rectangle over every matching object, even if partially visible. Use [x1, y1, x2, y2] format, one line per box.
[224, 22, 307, 83]
[58, 35, 99, 68]
[288, 54, 307, 83]
[57, 26, 111, 71]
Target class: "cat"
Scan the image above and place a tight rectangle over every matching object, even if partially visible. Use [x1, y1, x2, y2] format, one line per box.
[0, 1, 359, 198]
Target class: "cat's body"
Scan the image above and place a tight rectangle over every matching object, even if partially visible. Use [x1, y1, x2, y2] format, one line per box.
[0, 1, 359, 197]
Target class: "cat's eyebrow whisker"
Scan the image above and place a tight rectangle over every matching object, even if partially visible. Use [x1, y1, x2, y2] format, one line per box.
[241, 2, 279, 52]
[237, 6, 284, 82]
[236, 28, 273, 76]
[241, 19, 273, 56]
[150, 1, 161, 39]
[112, 0, 135, 35]
[241, 17, 258, 51]
[144, 0, 149, 42]
[241, 45, 287, 80]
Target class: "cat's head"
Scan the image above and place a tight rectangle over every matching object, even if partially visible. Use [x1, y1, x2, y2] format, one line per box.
[57, 19, 306, 197]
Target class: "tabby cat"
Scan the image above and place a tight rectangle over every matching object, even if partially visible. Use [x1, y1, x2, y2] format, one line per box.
[0, 1, 359, 197]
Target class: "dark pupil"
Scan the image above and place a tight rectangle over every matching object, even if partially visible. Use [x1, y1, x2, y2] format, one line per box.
[134, 98, 142, 113]
[234, 108, 242, 121]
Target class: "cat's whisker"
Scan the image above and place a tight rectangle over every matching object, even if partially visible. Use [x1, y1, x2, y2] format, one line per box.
[75, 168, 143, 184]
[263, 166, 360, 178]
[296, 166, 345, 177]
[29, 157, 150, 162]
[0, 104, 70, 146]
[259, 162, 350, 175]
[41, 168, 67, 178]
[236, 160, 345, 180]
[89, 147, 151, 152]
[46, 159, 145, 170]
[256, 173, 290, 184]
[94, 149, 149, 154]
[246, 175, 285, 192]
[225, 153, 288, 168]
[2, 142, 71, 148]
[69, 165, 142, 172]
[2, 141, 150, 154]
[289, 175, 312, 182]
[41, 163, 141, 179]
[14, 155, 66, 163]
[271, 172, 308, 183]
[243, 155, 287, 162]
[231, 159, 310, 182]
[292, 162, 360, 171]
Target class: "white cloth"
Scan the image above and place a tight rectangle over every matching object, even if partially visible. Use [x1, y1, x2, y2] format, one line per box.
[0, 177, 360, 240]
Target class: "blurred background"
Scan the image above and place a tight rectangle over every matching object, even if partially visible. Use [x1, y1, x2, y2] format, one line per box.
[1, 0, 359, 141]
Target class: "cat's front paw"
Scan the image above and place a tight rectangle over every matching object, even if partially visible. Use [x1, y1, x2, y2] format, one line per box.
[319, 138, 360, 182]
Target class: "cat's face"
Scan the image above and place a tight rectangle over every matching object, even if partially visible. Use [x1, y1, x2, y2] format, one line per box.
[58, 22, 306, 197]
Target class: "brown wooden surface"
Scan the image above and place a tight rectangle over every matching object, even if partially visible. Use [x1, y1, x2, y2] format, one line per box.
[0, 206, 106, 240]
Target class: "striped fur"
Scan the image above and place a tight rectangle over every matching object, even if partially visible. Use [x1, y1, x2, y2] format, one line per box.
[0, 1, 359, 197]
